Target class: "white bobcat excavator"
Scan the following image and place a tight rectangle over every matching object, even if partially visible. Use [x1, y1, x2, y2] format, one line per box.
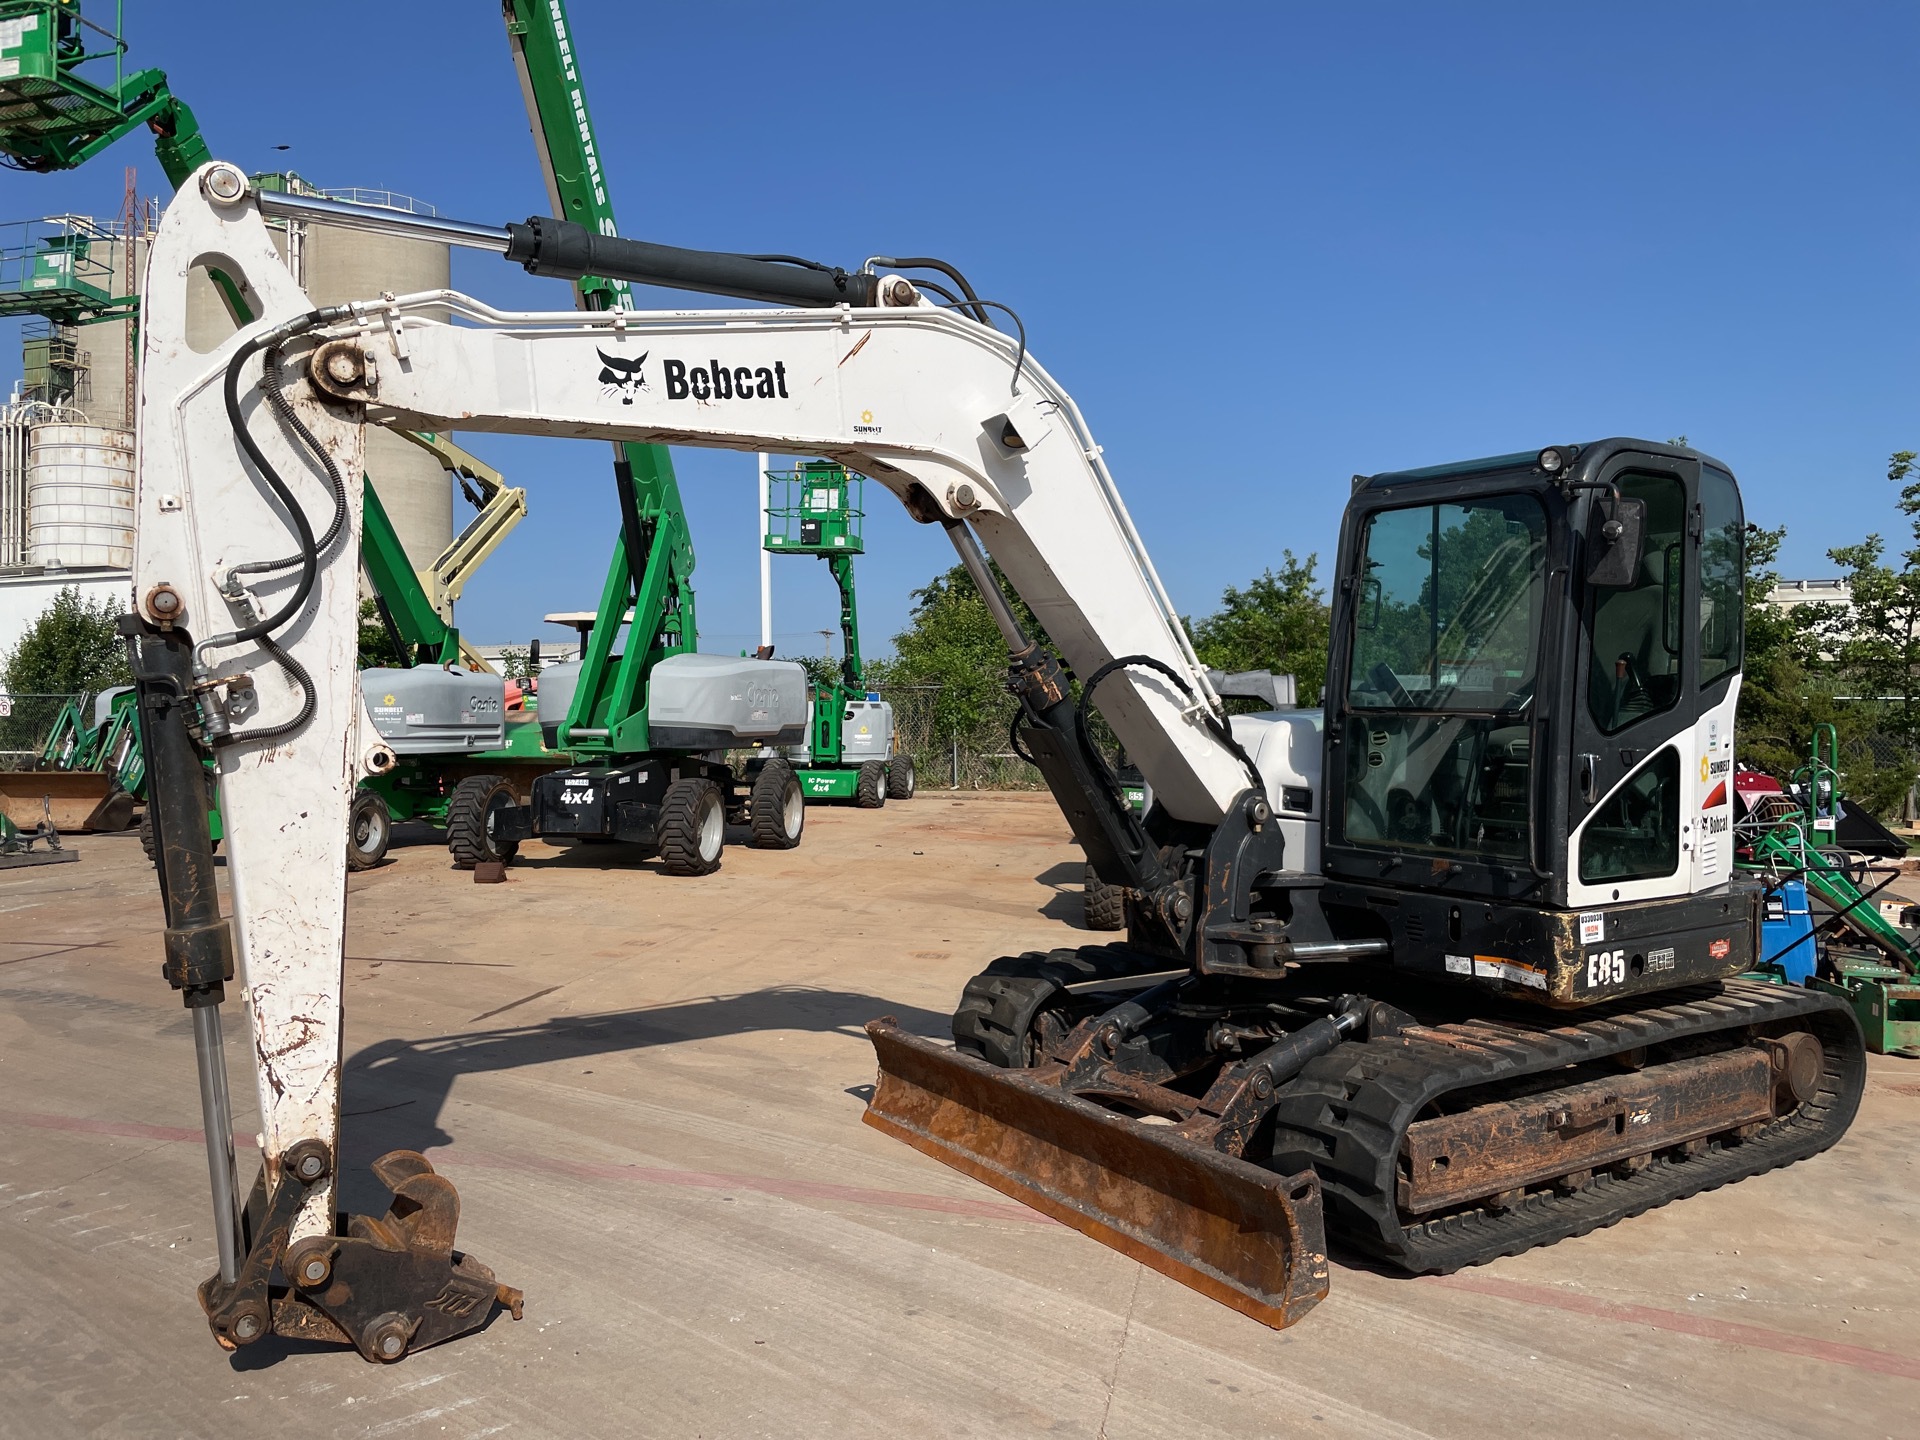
[127, 164, 1862, 1360]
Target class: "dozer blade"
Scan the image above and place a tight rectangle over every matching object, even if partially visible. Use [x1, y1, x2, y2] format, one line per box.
[863, 1019, 1330, 1328]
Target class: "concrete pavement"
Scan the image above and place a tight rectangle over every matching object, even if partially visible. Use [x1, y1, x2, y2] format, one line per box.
[1, 794, 1915, 1438]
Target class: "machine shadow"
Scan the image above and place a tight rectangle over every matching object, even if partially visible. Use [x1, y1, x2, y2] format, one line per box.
[500, 823, 765, 871]
[224, 1293, 517, 1372]
[1034, 858, 1095, 926]
[333, 984, 953, 1205]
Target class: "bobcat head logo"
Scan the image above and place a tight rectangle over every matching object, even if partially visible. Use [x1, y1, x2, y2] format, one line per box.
[597, 349, 650, 404]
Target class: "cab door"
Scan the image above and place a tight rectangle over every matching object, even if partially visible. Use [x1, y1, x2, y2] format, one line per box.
[1564, 454, 1709, 910]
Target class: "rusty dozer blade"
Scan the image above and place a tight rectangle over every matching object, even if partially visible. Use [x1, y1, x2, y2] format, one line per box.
[863, 1019, 1330, 1328]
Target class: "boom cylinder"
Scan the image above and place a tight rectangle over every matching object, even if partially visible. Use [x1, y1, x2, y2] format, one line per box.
[503, 216, 880, 308]
[121, 618, 243, 1283]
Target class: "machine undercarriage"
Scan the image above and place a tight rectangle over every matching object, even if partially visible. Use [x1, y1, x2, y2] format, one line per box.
[868, 943, 1863, 1325]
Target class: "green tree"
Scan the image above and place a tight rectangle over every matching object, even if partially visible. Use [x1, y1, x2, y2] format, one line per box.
[1188, 551, 1330, 703]
[869, 561, 1046, 742]
[790, 653, 841, 689]
[1, 586, 130, 697]
[356, 597, 406, 669]
[1810, 451, 1920, 815]
[1734, 521, 1817, 778]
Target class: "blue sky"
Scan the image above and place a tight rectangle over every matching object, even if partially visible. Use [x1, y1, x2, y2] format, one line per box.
[5, 1, 1914, 660]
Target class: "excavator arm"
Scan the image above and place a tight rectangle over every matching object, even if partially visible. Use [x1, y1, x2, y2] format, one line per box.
[130, 168, 1318, 1359]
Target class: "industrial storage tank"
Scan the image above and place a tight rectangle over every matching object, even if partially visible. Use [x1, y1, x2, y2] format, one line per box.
[26, 423, 133, 568]
[183, 177, 454, 570]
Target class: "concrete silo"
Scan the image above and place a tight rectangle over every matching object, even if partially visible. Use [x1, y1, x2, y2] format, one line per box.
[183, 174, 454, 570]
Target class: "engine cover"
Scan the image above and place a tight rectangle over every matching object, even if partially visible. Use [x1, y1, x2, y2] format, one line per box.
[647, 654, 808, 750]
[361, 667, 506, 755]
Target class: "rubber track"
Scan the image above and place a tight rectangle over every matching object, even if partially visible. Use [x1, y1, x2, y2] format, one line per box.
[1083, 865, 1127, 932]
[952, 945, 1172, 1066]
[1265, 979, 1866, 1273]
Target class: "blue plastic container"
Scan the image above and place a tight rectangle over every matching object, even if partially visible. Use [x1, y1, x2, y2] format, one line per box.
[1760, 880, 1818, 984]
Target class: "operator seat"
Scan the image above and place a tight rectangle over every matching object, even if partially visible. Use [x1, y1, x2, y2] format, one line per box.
[1589, 547, 1676, 731]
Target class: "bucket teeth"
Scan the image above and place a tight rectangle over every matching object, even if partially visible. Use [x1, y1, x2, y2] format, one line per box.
[862, 1018, 1329, 1329]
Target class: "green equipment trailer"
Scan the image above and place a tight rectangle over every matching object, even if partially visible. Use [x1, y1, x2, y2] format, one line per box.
[762, 461, 914, 806]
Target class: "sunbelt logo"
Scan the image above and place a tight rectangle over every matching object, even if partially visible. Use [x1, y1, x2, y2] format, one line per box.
[663, 359, 790, 401]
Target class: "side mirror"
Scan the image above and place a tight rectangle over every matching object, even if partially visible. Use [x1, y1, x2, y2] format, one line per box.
[1587, 496, 1647, 587]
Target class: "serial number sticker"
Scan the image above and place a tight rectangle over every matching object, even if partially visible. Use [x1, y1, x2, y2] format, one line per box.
[1647, 946, 1676, 972]
[1578, 911, 1605, 945]
[1474, 955, 1547, 990]
[1444, 954, 1472, 975]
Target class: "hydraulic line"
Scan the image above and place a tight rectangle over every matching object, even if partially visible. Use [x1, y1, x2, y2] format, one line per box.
[867, 254, 991, 325]
[200, 309, 349, 744]
[932, 298, 1028, 390]
[1080, 654, 1266, 797]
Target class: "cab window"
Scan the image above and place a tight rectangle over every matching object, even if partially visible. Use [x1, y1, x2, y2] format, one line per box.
[1579, 746, 1680, 884]
[1699, 467, 1743, 689]
[1587, 474, 1686, 734]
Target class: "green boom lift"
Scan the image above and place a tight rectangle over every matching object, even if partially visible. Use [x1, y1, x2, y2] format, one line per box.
[402, 0, 809, 877]
[762, 460, 914, 805]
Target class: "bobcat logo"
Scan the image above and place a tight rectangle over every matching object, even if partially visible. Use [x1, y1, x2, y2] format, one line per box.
[597, 349, 650, 404]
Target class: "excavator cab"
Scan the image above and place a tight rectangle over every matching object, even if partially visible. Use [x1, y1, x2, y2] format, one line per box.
[1320, 439, 1755, 1005]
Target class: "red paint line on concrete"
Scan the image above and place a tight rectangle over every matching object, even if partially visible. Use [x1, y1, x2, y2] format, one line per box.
[29, 1107, 1909, 1377]
[437, 1144, 1051, 1223]
[7, 1109, 1043, 1225]
[15, 1112, 217, 1146]
[1430, 1272, 1920, 1382]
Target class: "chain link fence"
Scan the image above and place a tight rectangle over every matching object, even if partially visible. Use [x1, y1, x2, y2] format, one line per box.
[881, 685, 1045, 791]
[0, 692, 85, 770]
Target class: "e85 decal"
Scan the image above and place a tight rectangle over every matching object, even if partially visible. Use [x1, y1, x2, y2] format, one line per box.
[1586, 949, 1627, 989]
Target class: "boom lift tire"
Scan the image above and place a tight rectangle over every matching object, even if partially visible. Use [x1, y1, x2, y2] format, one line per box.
[658, 777, 725, 875]
[749, 760, 805, 849]
[855, 761, 888, 809]
[447, 774, 520, 870]
[1082, 863, 1126, 931]
[887, 752, 915, 801]
[347, 790, 393, 871]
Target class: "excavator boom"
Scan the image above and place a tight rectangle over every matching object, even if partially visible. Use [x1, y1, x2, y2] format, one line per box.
[131, 169, 1298, 1356]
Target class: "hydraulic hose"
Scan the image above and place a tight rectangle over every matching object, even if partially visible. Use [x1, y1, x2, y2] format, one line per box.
[868, 255, 990, 326]
[200, 307, 350, 744]
[212, 314, 344, 643]
[1080, 654, 1267, 798]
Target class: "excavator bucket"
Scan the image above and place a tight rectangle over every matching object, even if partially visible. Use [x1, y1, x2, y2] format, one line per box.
[0, 772, 129, 832]
[863, 1019, 1330, 1328]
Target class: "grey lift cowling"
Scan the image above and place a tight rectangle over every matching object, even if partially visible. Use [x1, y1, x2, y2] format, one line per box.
[361, 667, 507, 754]
[537, 653, 808, 752]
